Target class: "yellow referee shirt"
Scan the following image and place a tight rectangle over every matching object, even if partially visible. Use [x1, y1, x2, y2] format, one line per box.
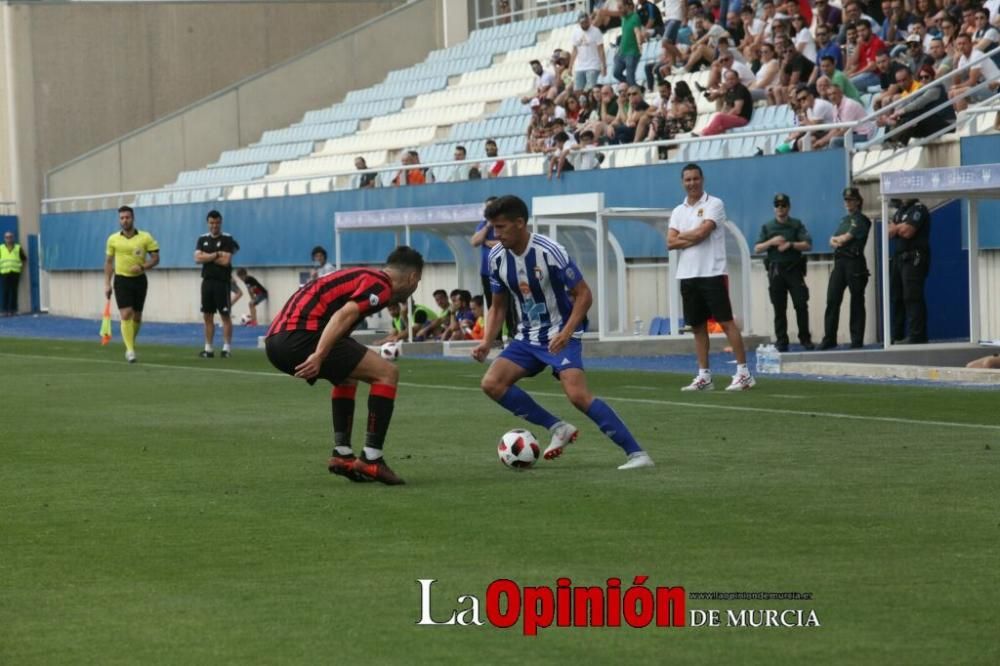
[106, 230, 160, 277]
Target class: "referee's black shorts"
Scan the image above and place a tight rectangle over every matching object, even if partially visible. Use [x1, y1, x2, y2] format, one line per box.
[201, 278, 232, 315]
[265, 330, 369, 385]
[113, 274, 149, 313]
[680, 275, 734, 327]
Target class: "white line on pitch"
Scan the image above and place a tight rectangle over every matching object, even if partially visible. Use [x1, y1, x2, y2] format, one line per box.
[3, 351, 998, 432]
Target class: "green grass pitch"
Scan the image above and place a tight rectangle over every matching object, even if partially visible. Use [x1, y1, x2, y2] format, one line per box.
[1, 338, 998, 664]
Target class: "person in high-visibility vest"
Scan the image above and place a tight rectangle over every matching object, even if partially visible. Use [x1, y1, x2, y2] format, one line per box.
[1, 231, 26, 316]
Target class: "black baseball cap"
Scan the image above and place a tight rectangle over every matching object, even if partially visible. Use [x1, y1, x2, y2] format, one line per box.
[773, 193, 791, 206]
[843, 187, 862, 200]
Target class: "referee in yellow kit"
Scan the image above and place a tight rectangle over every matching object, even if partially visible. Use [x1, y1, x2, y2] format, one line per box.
[104, 205, 160, 363]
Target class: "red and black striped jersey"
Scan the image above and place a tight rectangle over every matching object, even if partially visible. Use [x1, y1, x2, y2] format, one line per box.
[267, 268, 393, 335]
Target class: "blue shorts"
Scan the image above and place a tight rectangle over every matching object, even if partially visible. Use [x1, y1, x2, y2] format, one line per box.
[500, 338, 584, 378]
[663, 19, 681, 44]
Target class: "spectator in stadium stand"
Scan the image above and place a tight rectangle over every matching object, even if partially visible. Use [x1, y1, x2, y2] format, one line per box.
[754, 193, 815, 352]
[684, 12, 731, 72]
[878, 65, 955, 144]
[791, 13, 818, 63]
[973, 8, 1000, 51]
[812, 0, 842, 35]
[948, 32, 1000, 112]
[837, 2, 879, 45]
[568, 130, 602, 170]
[637, 0, 665, 38]
[547, 130, 577, 178]
[847, 21, 887, 89]
[697, 69, 753, 136]
[928, 37, 955, 78]
[747, 42, 781, 101]
[235, 267, 268, 327]
[658, 0, 687, 72]
[350, 157, 379, 189]
[739, 6, 763, 60]
[882, 60, 922, 108]
[570, 11, 607, 92]
[702, 48, 753, 102]
[437, 145, 472, 183]
[816, 53, 862, 101]
[781, 84, 835, 151]
[540, 97, 566, 122]
[870, 50, 908, 109]
[613, 0, 644, 87]
[813, 23, 843, 72]
[481, 139, 506, 178]
[612, 87, 650, 143]
[309, 246, 335, 284]
[666, 80, 698, 135]
[391, 150, 429, 186]
[813, 81, 876, 148]
[768, 37, 815, 104]
[522, 59, 557, 104]
[900, 33, 934, 74]
[881, 0, 913, 49]
[592, 0, 625, 32]
[938, 16, 960, 56]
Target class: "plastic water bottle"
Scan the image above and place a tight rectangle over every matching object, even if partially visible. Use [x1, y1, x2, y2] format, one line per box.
[634, 317, 643, 335]
[758, 344, 782, 375]
[755, 343, 766, 375]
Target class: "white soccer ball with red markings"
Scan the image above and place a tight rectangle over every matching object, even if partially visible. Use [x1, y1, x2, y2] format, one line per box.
[379, 342, 401, 361]
[497, 429, 540, 469]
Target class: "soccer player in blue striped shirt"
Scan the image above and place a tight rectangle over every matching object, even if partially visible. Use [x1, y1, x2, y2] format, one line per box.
[471, 195, 653, 470]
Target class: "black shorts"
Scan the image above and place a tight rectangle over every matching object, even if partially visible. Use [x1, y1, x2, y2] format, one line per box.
[265, 330, 369, 385]
[680, 275, 734, 327]
[113, 274, 148, 312]
[202, 279, 232, 315]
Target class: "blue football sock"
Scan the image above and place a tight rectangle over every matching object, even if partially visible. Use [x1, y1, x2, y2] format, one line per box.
[497, 386, 560, 429]
[586, 398, 642, 455]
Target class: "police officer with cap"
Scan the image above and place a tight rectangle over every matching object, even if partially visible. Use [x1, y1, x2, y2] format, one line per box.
[820, 187, 872, 350]
[754, 193, 815, 352]
[889, 197, 931, 344]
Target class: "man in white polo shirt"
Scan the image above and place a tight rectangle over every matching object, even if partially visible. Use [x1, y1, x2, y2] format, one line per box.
[667, 163, 755, 392]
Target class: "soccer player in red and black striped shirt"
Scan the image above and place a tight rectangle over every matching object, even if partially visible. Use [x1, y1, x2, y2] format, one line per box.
[265, 246, 424, 485]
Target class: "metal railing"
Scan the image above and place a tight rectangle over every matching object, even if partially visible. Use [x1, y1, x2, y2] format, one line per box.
[40, 45, 1000, 213]
[41, 122, 857, 213]
[474, 0, 580, 29]
[851, 44, 1000, 177]
[0, 201, 16, 217]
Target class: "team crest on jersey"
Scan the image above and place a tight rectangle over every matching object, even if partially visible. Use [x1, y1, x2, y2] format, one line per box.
[518, 281, 532, 296]
[697, 208, 704, 217]
[533, 266, 544, 283]
[133, 248, 142, 256]
[369, 293, 380, 307]
[566, 267, 576, 280]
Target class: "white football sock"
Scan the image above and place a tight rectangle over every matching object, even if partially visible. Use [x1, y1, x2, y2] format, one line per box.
[363, 447, 383, 460]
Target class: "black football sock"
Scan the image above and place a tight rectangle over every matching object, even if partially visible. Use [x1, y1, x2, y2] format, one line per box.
[331, 385, 357, 456]
[363, 384, 397, 459]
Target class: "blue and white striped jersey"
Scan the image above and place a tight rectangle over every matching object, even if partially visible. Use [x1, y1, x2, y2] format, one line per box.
[488, 233, 585, 347]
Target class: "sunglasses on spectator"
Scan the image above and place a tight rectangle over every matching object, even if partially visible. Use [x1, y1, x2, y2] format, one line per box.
[774, 203, 789, 208]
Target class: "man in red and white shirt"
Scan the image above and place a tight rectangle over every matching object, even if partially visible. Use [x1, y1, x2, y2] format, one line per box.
[265, 246, 424, 485]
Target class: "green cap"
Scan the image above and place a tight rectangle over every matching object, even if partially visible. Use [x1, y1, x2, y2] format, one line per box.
[773, 193, 791, 206]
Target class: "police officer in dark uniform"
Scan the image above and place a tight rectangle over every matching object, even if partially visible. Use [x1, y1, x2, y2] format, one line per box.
[889, 197, 931, 344]
[754, 193, 815, 352]
[820, 187, 872, 350]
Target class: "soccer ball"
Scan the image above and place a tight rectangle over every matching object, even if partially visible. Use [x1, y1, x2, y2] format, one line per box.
[497, 429, 540, 469]
[239, 313, 252, 326]
[379, 342, 401, 361]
